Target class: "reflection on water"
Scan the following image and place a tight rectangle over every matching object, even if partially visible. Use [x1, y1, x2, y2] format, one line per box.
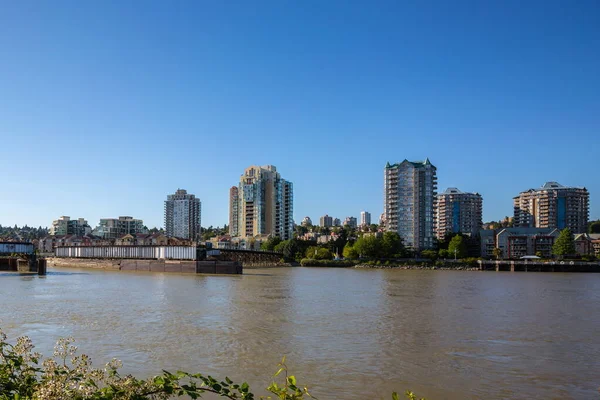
[1, 267, 599, 399]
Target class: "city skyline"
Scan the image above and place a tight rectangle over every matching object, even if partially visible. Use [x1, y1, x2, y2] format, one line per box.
[1, 2, 599, 228]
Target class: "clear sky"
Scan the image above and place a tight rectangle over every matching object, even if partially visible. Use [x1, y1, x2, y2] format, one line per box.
[1, 0, 598, 229]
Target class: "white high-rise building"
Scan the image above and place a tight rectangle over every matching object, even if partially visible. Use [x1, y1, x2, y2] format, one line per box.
[360, 211, 371, 227]
[164, 189, 201, 240]
[384, 159, 437, 250]
[232, 165, 294, 240]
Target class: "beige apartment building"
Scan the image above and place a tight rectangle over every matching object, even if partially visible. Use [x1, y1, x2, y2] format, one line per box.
[514, 182, 589, 233]
[230, 165, 293, 240]
[435, 188, 483, 240]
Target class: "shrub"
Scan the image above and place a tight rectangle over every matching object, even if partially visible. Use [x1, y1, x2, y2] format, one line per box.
[0, 329, 426, 399]
[299, 259, 357, 267]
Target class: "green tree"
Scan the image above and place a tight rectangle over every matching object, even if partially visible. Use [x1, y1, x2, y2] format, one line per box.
[552, 228, 576, 257]
[589, 220, 600, 234]
[438, 249, 449, 259]
[492, 247, 503, 260]
[342, 243, 359, 259]
[261, 236, 282, 251]
[381, 231, 405, 258]
[315, 248, 333, 260]
[420, 250, 437, 260]
[353, 235, 381, 258]
[275, 239, 299, 261]
[448, 235, 467, 259]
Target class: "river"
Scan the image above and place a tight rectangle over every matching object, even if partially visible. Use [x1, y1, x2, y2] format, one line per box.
[1, 266, 599, 399]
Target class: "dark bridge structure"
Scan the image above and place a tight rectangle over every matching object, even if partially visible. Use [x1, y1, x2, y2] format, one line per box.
[0, 242, 47, 274]
[214, 248, 283, 264]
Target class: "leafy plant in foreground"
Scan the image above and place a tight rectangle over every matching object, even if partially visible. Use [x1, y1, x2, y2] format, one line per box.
[0, 326, 425, 399]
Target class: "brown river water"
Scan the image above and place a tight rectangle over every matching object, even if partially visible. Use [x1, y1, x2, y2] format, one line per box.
[1, 266, 599, 399]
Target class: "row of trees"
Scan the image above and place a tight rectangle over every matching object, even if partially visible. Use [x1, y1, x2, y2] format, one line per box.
[0, 225, 49, 241]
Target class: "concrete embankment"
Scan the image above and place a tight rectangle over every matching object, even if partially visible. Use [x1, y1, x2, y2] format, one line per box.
[48, 258, 242, 274]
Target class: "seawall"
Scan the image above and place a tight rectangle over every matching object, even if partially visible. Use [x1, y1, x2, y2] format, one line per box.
[48, 258, 242, 274]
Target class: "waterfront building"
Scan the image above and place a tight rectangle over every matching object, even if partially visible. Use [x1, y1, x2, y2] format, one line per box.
[435, 188, 483, 240]
[384, 159, 437, 250]
[301, 216, 313, 226]
[480, 227, 560, 259]
[320, 214, 333, 227]
[360, 211, 371, 227]
[164, 189, 202, 240]
[232, 165, 293, 240]
[343, 216, 357, 229]
[93, 216, 147, 240]
[229, 187, 239, 237]
[50, 216, 91, 236]
[513, 182, 589, 233]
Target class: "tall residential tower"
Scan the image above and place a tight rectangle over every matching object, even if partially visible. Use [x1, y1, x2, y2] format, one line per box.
[435, 188, 483, 240]
[513, 182, 589, 233]
[384, 159, 437, 250]
[232, 165, 293, 240]
[164, 189, 201, 240]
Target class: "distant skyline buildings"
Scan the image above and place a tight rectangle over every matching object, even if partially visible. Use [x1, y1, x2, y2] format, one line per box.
[360, 211, 371, 227]
[164, 189, 202, 240]
[319, 215, 333, 228]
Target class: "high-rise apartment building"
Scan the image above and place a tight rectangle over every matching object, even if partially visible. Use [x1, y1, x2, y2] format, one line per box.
[164, 189, 201, 239]
[343, 216, 357, 229]
[50, 216, 91, 236]
[513, 182, 589, 233]
[232, 165, 293, 240]
[301, 216, 313, 226]
[333, 218, 341, 227]
[384, 159, 437, 250]
[319, 214, 333, 227]
[435, 188, 483, 240]
[93, 216, 146, 239]
[360, 211, 371, 227]
[229, 187, 239, 237]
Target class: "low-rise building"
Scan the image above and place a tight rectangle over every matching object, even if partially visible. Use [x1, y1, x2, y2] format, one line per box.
[93, 216, 147, 240]
[574, 233, 600, 257]
[50, 216, 91, 236]
[480, 228, 560, 259]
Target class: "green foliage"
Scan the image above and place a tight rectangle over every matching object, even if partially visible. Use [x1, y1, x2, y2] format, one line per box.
[447, 235, 467, 259]
[299, 259, 357, 267]
[589, 220, 600, 234]
[552, 228, 576, 257]
[438, 249, 449, 259]
[0, 329, 425, 399]
[353, 236, 381, 258]
[261, 236, 282, 252]
[342, 243, 358, 259]
[304, 247, 333, 260]
[420, 250, 438, 260]
[381, 232, 406, 258]
[492, 247, 503, 260]
[274, 240, 299, 261]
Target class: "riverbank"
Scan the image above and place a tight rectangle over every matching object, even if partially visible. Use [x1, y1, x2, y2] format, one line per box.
[354, 263, 479, 271]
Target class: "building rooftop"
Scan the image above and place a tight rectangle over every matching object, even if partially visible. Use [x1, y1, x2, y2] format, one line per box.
[385, 158, 433, 169]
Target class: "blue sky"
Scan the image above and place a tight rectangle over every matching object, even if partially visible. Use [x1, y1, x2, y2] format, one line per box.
[1, 0, 598, 229]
